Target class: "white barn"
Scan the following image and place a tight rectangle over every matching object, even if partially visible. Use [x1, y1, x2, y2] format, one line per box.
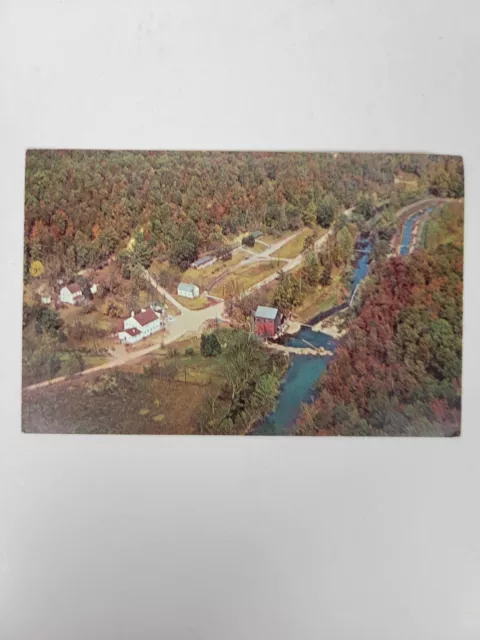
[118, 308, 163, 345]
[60, 283, 83, 305]
[177, 282, 200, 299]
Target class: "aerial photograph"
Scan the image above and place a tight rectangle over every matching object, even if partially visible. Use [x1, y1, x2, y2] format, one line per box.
[22, 150, 464, 436]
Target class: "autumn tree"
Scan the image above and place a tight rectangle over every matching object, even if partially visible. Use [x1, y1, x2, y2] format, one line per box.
[301, 251, 321, 287]
[29, 260, 45, 278]
[272, 273, 303, 315]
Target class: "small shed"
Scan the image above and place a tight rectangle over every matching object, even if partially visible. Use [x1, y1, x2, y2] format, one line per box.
[177, 282, 200, 299]
[254, 306, 282, 338]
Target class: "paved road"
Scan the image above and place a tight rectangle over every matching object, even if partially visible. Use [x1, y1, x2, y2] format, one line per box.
[143, 270, 188, 313]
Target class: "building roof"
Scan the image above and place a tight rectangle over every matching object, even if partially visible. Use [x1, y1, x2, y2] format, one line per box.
[254, 305, 279, 320]
[67, 283, 82, 294]
[178, 282, 198, 294]
[124, 327, 141, 337]
[251, 230, 263, 239]
[134, 308, 159, 326]
[191, 255, 214, 267]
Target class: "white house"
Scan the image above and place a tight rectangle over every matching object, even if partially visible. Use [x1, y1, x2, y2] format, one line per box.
[177, 282, 200, 299]
[60, 283, 83, 305]
[90, 282, 98, 295]
[118, 308, 163, 344]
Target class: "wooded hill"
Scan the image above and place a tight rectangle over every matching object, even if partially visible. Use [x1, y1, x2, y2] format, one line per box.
[24, 150, 463, 280]
[296, 203, 464, 437]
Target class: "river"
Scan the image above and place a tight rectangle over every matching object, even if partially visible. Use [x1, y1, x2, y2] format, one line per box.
[398, 206, 434, 256]
[251, 207, 428, 436]
[251, 236, 372, 435]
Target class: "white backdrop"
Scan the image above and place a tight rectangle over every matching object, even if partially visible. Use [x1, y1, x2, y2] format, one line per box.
[1, 1, 479, 638]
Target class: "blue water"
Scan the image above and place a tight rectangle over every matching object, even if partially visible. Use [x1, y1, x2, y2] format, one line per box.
[252, 207, 435, 435]
[353, 237, 372, 288]
[252, 239, 372, 435]
[399, 207, 433, 256]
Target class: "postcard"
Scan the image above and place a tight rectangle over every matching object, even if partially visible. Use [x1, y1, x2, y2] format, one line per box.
[22, 151, 463, 435]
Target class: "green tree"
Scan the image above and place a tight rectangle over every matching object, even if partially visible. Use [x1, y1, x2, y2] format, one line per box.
[65, 351, 85, 376]
[316, 195, 338, 228]
[169, 222, 199, 270]
[35, 307, 63, 336]
[242, 234, 255, 247]
[335, 226, 355, 265]
[319, 264, 332, 286]
[302, 201, 317, 227]
[356, 194, 375, 220]
[301, 251, 321, 287]
[200, 333, 222, 357]
[273, 273, 303, 315]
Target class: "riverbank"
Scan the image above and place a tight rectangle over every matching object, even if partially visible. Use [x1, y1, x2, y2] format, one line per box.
[311, 311, 349, 339]
[265, 341, 333, 357]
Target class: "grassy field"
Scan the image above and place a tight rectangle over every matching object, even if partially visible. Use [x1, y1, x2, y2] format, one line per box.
[246, 241, 267, 254]
[272, 228, 312, 259]
[59, 306, 118, 334]
[22, 374, 210, 435]
[210, 260, 281, 296]
[172, 293, 213, 310]
[261, 231, 294, 246]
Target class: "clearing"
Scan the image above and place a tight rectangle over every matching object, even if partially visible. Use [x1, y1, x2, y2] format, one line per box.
[171, 293, 214, 311]
[22, 373, 209, 435]
[210, 260, 281, 297]
[272, 228, 314, 260]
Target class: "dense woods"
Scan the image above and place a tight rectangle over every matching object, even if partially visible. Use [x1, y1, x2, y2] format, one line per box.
[24, 150, 463, 279]
[296, 206, 463, 437]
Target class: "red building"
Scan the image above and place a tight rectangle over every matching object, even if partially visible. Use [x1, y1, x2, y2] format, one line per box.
[254, 306, 282, 338]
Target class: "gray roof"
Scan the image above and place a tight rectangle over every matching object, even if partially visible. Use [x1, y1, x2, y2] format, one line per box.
[254, 305, 279, 320]
[191, 255, 214, 267]
[178, 282, 198, 293]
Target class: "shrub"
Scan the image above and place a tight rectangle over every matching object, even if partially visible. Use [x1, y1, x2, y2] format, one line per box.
[200, 333, 222, 357]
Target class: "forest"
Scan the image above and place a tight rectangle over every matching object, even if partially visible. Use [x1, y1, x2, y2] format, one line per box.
[24, 150, 463, 281]
[295, 204, 463, 437]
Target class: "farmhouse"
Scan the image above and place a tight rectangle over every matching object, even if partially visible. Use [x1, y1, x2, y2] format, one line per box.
[118, 308, 163, 345]
[177, 282, 200, 299]
[254, 306, 283, 338]
[60, 283, 84, 305]
[191, 255, 217, 269]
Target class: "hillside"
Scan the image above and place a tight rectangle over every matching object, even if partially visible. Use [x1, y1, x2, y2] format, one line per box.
[24, 150, 463, 282]
[295, 209, 464, 438]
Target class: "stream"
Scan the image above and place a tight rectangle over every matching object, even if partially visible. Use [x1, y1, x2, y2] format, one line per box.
[251, 207, 431, 436]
